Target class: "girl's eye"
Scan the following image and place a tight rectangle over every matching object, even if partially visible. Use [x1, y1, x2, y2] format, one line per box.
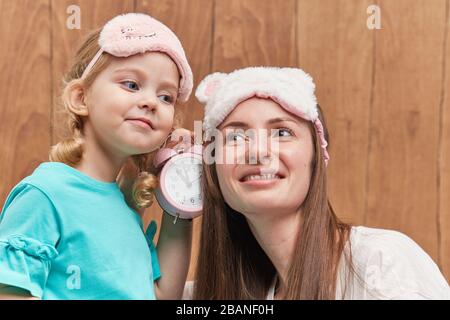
[273, 128, 294, 138]
[159, 94, 174, 104]
[121, 80, 139, 91]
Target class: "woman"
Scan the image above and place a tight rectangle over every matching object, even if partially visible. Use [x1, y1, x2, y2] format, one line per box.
[184, 67, 449, 299]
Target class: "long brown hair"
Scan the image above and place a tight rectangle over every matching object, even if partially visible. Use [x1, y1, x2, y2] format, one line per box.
[194, 105, 352, 299]
[49, 28, 182, 209]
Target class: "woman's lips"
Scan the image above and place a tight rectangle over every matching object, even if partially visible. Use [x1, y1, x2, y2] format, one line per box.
[239, 171, 284, 188]
[239, 176, 283, 188]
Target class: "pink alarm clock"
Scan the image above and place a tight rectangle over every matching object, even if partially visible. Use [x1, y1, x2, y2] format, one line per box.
[153, 144, 203, 222]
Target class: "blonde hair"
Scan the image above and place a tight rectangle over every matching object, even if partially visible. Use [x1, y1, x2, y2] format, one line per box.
[50, 28, 182, 209]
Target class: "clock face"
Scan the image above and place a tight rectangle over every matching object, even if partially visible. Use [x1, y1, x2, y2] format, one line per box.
[163, 154, 203, 210]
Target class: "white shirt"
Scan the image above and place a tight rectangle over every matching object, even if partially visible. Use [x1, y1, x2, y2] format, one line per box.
[333, 226, 449, 299]
[183, 226, 450, 300]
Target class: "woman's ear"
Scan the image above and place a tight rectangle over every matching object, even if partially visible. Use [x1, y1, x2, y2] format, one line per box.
[195, 72, 226, 104]
[63, 79, 89, 116]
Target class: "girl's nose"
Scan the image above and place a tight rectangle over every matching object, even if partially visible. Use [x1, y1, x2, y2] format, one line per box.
[138, 94, 158, 112]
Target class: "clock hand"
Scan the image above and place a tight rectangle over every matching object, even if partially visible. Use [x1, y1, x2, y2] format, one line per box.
[187, 174, 202, 188]
[175, 167, 190, 186]
[182, 167, 191, 183]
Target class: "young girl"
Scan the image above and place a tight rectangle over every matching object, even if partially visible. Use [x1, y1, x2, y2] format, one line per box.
[185, 67, 449, 299]
[0, 13, 194, 300]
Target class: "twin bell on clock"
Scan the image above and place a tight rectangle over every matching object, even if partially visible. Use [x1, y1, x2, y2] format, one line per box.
[153, 136, 204, 223]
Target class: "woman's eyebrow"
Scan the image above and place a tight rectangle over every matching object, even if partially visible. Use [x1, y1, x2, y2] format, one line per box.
[267, 117, 299, 125]
[221, 121, 249, 129]
[222, 117, 299, 129]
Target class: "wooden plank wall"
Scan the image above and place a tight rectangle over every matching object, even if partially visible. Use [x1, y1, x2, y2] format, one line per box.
[0, 0, 449, 282]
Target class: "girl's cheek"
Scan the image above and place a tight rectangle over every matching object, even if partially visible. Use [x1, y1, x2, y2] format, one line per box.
[157, 112, 174, 133]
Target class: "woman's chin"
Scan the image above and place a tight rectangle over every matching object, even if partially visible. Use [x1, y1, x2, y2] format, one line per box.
[241, 199, 285, 213]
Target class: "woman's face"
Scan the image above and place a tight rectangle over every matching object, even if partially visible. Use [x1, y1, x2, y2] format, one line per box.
[215, 97, 314, 218]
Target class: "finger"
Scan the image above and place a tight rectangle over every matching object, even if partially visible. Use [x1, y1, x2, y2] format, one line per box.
[167, 128, 194, 149]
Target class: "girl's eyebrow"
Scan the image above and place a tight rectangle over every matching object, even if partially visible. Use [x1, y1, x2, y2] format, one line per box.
[113, 66, 147, 77]
[159, 79, 179, 92]
[221, 117, 299, 129]
[113, 67, 179, 91]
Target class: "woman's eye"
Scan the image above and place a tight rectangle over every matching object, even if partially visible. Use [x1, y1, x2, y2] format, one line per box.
[273, 128, 293, 137]
[226, 132, 246, 144]
[159, 94, 174, 104]
[121, 80, 139, 91]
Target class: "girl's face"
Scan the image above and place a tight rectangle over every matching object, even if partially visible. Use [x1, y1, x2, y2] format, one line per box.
[215, 97, 314, 218]
[84, 52, 179, 157]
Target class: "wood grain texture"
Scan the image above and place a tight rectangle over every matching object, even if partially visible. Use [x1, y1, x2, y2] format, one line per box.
[367, 0, 446, 263]
[136, 0, 214, 280]
[0, 0, 52, 205]
[213, 0, 297, 70]
[297, 0, 374, 226]
[439, 0, 450, 281]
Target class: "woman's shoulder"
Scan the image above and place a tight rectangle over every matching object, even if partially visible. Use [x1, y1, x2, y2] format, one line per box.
[349, 226, 421, 252]
[349, 226, 437, 262]
[344, 226, 449, 299]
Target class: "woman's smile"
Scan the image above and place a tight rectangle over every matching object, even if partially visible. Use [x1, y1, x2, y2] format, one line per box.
[239, 174, 283, 188]
[238, 167, 285, 188]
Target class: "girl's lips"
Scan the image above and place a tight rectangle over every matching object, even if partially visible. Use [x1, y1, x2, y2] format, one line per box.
[127, 119, 153, 130]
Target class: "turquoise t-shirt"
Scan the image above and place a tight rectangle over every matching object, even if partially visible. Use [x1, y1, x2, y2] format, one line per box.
[0, 162, 161, 299]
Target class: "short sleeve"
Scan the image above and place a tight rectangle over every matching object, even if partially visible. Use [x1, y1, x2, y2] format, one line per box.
[0, 184, 60, 298]
[352, 229, 450, 300]
[145, 220, 161, 281]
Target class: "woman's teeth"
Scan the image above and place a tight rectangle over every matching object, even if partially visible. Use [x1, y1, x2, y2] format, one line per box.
[243, 174, 280, 181]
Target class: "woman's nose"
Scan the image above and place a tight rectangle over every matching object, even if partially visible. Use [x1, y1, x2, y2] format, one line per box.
[247, 130, 274, 165]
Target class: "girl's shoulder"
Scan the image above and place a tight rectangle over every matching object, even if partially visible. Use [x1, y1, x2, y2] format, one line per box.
[2, 162, 70, 211]
[12, 162, 122, 203]
[341, 226, 450, 299]
[1, 179, 56, 219]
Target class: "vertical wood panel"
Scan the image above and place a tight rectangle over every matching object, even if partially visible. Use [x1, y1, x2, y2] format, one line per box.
[0, 0, 447, 285]
[51, 0, 134, 144]
[367, 0, 446, 262]
[440, 0, 450, 281]
[213, 0, 297, 70]
[136, 0, 214, 280]
[0, 0, 51, 205]
[297, 0, 373, 225]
